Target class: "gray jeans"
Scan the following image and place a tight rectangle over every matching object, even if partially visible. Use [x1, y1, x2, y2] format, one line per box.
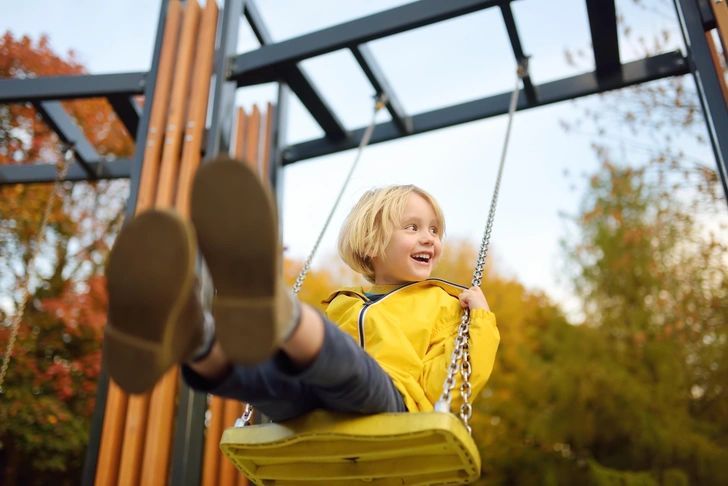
[181, 315, 407, 422]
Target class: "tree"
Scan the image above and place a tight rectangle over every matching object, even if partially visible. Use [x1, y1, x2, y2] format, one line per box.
[0, 32, 133, 485]
[561, 161, 728, 485]
[562, 0, 725, 212]
[543, 3, 728, 482]
[459, 162, 728, 485]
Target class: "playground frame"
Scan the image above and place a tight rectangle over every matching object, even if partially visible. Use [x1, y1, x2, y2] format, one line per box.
[1, 0, 727, 484]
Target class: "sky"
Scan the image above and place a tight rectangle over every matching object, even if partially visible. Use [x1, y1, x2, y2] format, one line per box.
[3, 0, 715, 320]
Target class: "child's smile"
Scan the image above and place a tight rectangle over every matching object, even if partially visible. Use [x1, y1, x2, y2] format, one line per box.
[371, 194, 442, 285]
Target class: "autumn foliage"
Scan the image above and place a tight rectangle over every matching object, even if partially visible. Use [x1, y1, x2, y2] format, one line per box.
[0, 32, 132, 485]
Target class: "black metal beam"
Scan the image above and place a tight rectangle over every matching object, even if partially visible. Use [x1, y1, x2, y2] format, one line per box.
[284, 51, 689, 164]
[351, 44, 412, 134]
[673, 0, 728, 205]
[267, 83, 290, 190]
[34, 101, 99, 177]
[283, 67, 348, 140]
[0, 159, 131, 185]
[585, 0, 621, 78]
[205, 0, 245, 158]
[243, 0, 347, 140]
[499, 3, 537, 105]
[230, 0, 504, 86]
[108, 95, 141, 138]
[696, 0, 717, 31]
[0, 72, 147, 104]
[243, 0, 273, 46]
[170, 383, 208, 486]
[80, 368, 110, 486]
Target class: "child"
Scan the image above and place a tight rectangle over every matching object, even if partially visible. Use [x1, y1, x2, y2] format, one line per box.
[103, 157, 500, 421]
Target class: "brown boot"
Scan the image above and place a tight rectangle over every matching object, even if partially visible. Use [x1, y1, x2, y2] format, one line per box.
[190, 156, 296, 365]
[103, 210, 206, 395]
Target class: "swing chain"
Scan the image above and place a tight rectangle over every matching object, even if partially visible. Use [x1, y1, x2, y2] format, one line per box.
[291, 93, 387, 296]
[236, 403, 254, 428]
[236, 94, 386, 428]
[435, 62, 527, 434]
[0, 145, 74, 394]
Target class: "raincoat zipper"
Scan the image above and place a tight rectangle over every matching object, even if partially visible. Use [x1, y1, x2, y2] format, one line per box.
[356, 282, 424, 349]
[352, 278, 469, 349]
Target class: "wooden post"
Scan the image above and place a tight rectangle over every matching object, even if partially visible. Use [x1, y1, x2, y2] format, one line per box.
[139, 1, 218, 484]
[711, 0, 728, 66]
[245, 105, 261, 175]
[135, 0, 184, 213]
[95, 3, 183, 484]
[234, 107, 247, 162]
[175, 0, 220, 216]
[706, 31, 728, 108]
[118, 1, 200, 484]
[261, 103, 275, 186]
[116, 393, 150, 486]
[94, 384, 128, 485]
[154, 0, 201, 208]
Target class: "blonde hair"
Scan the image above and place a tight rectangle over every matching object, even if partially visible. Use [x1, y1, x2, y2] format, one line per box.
[338, 185, 445, 283]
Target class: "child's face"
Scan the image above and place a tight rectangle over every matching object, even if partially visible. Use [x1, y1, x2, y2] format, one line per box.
[371, 194, 442, 285]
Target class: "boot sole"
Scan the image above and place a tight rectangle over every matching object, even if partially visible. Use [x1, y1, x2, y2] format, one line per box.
[103, 210, 198, 394]
[191, 158, 282, 364]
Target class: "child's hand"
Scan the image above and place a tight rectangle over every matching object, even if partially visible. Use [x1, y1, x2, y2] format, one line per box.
[459, 286, 490, 311]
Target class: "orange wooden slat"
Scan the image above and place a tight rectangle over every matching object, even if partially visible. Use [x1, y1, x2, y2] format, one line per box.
[711, 0, 728, 66]
[94, 382, 128, 485]
[202, 396, 225, 486]
[233, 107, 248, 162]
[707, 31, 728, 109]
[116, 394, 151, 486]
[136, 0, 184, 214]
[154, 0, 202, 209]
[138, 2, 219, 483]
[139, 369, 179, 486]
[244, 105, 261, 175]
[96, 3, 183, 485]
[219, 399, 244, 486]
[117, 2, 200, 483]
[261, 103, 275, 186]
[175, 0, 220, 217]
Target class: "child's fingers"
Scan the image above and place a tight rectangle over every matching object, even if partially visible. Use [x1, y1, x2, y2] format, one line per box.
[459, 292, 469, 309]
[460, 287, 490, 311]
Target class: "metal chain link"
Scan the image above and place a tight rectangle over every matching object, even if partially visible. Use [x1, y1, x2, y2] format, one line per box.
[434, 61, 527, 435]
[292, 94, 387, 295]
[236, 95, 387, 428]
[0, 145, 74, 394]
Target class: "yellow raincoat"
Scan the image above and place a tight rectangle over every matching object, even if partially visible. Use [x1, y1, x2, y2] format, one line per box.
[323, 278, 500, 412]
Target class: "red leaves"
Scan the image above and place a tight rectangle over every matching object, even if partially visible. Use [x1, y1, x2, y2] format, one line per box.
[1, 31, 135, 169]
[39, 275, 108, 339]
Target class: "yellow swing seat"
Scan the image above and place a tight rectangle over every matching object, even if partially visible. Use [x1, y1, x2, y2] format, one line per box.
[220, 409, 481, 486]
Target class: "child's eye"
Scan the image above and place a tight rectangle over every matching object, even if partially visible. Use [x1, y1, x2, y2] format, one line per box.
[405, 224, 417, 231]
[430, 227, 438, 235]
